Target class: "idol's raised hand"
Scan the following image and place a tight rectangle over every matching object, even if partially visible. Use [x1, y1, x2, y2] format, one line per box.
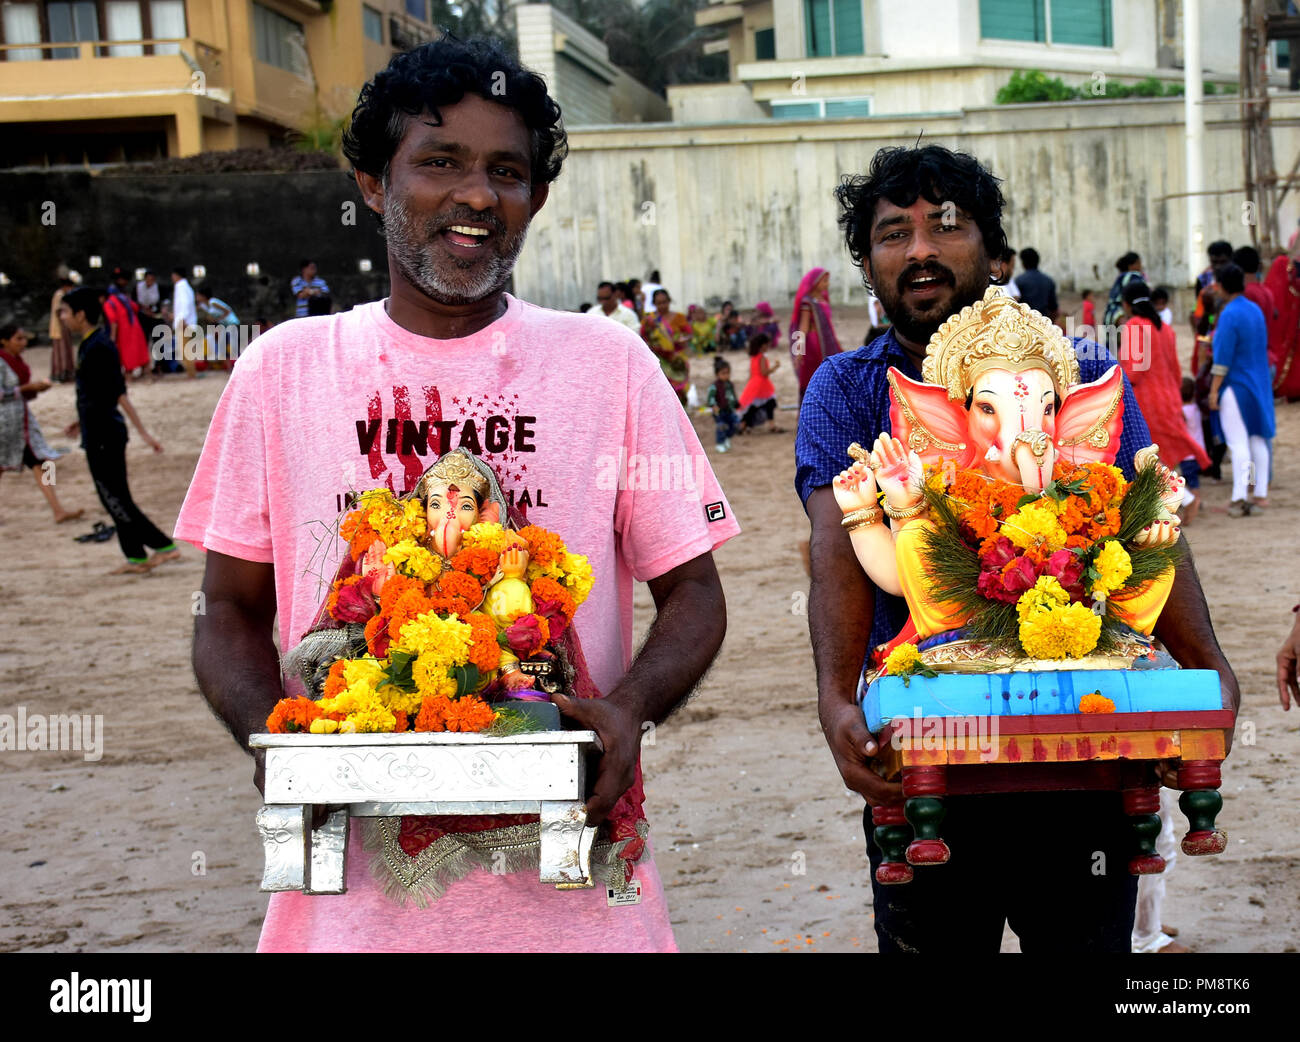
[832, 459, 879, 515]
[870, 435, 923, 511]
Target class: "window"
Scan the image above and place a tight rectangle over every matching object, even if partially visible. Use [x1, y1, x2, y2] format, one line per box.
[363, 4, 383, 44]
[404, 0, 425, 21]
[980, 0, 1112, 48]
[754, 26, 774, 61]
[804, 0, 863, 58]
[47, 0, 98, 59]
[2, 3, 43, 60]
[253, 1, 305, 74]
[772, 96, 871, 119]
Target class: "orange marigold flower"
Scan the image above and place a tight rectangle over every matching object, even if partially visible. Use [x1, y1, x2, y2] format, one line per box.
[392, 709, 410, 732]
[348, 522, 380, 562]
[414, 694, 452, 732]
[443, 694, 497, 733]
[437, 571, 484, 608]
[378, 574, 423, 615]
[465, 612, 502, 673]
[530, 577, 575, 619]
[1086, 508, 1121, 540]
[518, 525, 565, 568]
[450, 547, 501, 581]
[364, 614, 391, 657]
[322, 659, 348, 699]
[1079, 692, 1116, 714]
[266, 696, 323, 733]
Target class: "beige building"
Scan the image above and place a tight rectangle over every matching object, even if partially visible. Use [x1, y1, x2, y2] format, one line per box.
[674, 0, 1256, 122]
[0, 0, 439, 166]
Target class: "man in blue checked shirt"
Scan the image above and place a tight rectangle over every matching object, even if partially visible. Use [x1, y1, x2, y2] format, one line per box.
[796, 145, 1240, 954]
[291, 259, 332, 319]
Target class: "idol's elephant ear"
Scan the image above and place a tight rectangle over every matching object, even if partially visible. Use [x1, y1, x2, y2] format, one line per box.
[887, 367, 978, 470]
[479, 501, 501, 525]
[1055, 366, 1126, 466]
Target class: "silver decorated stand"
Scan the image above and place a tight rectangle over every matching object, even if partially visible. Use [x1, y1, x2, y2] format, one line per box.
[249, 730, 600, 895]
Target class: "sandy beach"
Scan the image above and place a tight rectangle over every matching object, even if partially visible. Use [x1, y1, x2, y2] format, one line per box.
[2, 310, 1297, 954]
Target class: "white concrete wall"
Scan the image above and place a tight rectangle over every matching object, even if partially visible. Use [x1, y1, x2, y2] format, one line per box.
[669, 82, 768, 122]
[513, 95, 1300, 311]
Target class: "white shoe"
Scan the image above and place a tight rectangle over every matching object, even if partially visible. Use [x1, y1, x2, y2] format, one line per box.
[715, 443, 728, 453]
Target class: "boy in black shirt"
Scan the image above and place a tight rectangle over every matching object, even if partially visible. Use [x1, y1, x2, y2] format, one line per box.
[59, 287, 179, 574]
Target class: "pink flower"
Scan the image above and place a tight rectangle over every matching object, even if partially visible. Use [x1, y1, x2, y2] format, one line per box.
[978, 536, 1017, 571]
[333, 575, 377, 623]
[1044, 549, 1085, 600]
[533, 595, 570, 639]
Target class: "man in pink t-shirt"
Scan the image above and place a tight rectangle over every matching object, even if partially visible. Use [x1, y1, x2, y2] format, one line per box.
[175, 37, 739, 953]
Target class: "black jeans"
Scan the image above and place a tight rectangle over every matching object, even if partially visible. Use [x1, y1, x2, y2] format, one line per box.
[865, 791, 1138, 953]
[85, 436, 173, 562]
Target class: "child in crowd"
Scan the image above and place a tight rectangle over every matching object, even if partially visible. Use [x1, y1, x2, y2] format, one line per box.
[707, 356, 740, 453]
[1153, 286, 1174, 328]
[739, 332, 784, 433]
[1180, 376, 1206, 525]
[1080, 288, 1096, 330]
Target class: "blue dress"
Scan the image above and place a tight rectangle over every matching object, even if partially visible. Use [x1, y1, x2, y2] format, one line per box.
[1212, 296, 1276, 439]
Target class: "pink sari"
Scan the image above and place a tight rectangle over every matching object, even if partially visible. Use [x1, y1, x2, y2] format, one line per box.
[789, 268, 840, 400]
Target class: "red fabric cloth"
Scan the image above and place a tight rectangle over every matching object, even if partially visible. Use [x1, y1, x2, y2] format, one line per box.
[1081, 298, 1096, 328]
[0, 346, 31, 386]
[1120, 316, 1209, 469]
[738, 351, 776, 409]
[1264, 254, 1300, 397]
[103, 293, 150, 371]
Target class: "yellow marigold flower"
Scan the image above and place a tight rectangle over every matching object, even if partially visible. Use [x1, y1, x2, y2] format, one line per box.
[346, 702, 398, 733]
[1018, 602, 1101, 659]
[384, 538, 443, 582]
[1091, 540, 1133, 596]
[412, 655, 459, 699]
[462, 522, 509, 555]
[884, 642, 923, 676]
[378, 684, 424, 717]
[341, 657, 387, 690]
[1079, 692, 1116, 713]
[561, 551, 594, 606]
[1001, 502, 1068, 555]
[395, 612, 472, 668]
[1015, 575, 1070, 623]
[309, 717, 339, 734]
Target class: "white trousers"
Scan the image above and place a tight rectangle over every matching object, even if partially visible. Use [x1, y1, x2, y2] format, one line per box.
[1219, 387, 1270, 502]
[1132, 787, 1180, 952]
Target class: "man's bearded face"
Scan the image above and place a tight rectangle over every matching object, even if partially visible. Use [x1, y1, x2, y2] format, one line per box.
[865, 197, 992, 347]
[384, 189, 529, 306]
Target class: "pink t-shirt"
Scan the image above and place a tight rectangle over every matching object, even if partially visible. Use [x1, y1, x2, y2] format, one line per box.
[174, 294, 740, 952]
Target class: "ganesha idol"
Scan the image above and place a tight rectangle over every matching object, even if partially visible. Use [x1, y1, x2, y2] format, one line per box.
[832, 288, 1230, 885]
[284, 448, 568, 702]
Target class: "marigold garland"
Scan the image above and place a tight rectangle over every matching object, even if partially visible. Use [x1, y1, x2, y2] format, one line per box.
[1079, 692, 1117, 713]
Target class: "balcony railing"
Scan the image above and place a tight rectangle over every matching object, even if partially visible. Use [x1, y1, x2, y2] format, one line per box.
[0, 37, 226, 94]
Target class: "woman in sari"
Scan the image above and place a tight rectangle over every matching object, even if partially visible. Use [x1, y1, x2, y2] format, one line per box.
[789, 268, 840, 407]
[752, 301, 781, 353]
[640, 288, 691, 405]
[0, 325, 82, 522]
[1263, 249, 1300, 399]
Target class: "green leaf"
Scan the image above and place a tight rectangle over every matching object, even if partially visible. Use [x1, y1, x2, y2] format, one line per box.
[1016, 493, 1039, 510]
[452, 663, 482, 698]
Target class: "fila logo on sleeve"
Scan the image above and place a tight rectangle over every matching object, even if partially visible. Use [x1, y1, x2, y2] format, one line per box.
[705, 501, 726, 523]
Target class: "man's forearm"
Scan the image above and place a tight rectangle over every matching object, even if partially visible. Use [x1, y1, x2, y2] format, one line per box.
[807, 489, 876, 726]
[606, 562, 725, 725]
[1154, 540, 1240, 714]
[193, 604, 284, 751]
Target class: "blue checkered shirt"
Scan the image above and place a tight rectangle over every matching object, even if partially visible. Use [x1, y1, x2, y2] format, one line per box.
[795, 327, 1154, 655]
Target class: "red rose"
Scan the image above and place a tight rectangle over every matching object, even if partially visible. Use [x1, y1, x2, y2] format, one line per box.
[504, 614, 550, 658]
[1000, 555, 1039, 596]
[333, 575, 377, 623]
[978, 535, 1017, 571]
[533, 595, 570, 639]
[1045, 549, 1085, 600]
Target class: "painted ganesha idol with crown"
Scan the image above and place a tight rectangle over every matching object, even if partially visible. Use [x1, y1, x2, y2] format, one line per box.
[832, 288, 1230, 885]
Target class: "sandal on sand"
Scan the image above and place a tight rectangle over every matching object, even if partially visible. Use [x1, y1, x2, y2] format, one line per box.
[148, 548, 182, 566]
[110, 561, 154, 575]
[74, 522, 116, 543]
[1226, 500, 1252, 518]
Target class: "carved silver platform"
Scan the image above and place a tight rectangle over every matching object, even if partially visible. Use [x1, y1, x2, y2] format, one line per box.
[249, 730, 600, 895]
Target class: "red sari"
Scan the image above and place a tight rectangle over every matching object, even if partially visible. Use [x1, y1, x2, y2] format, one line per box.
[1121, 316, 1209, 468]
[1264, 254, 1300, 397]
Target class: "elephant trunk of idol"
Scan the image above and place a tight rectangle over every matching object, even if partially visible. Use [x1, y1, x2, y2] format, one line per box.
[431, 513, 462, 558]
[1011, 430, 1055, 493]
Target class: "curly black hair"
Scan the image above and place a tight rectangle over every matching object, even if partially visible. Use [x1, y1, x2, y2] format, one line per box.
[835, 146, 1008, 278]
[342, 35, 567, 188]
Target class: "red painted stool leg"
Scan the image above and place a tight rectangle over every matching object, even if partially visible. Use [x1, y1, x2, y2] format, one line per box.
[872, 802, 913, 885]
[902, 765, 951, 866]
[1121, 785, 1167, 875]
[1177, 760, 1227, 856]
